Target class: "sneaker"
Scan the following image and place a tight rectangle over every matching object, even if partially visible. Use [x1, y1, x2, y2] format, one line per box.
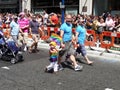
[44, 67, 48, 72]
[64, 60, 68, 65]
[58, 64, 64, 71]
[45, 68, 54, 73]
[74, 65, 83, 71]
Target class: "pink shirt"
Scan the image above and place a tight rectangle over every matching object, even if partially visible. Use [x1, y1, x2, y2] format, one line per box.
[18, 18, 29, 33]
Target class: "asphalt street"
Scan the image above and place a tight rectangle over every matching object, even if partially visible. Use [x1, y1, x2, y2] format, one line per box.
[0, 46, 120, 90]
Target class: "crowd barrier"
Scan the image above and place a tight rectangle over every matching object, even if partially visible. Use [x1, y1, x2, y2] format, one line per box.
[100, 31, 114, 49]
[85, 30, 96, 46]
[39, 27, 120, 51]
[40, 27, 50, 40]
[2, 26, 120, 53]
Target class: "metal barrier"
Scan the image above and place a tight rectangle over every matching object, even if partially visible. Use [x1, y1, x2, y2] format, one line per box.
[99, 31, 114, 55]
[39, 27, 120, 47]
[3, 26, 119, 54]
[40, 27, 76, 40]
[85, 30, 97, 47]
[100, 31, 114, 49]
[40, 27, 51, 40]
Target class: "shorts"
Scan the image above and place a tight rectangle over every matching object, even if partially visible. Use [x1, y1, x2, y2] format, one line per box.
[11, 35, 18, 44]
[59, 41, 75, 57]
[49, 57, 57, 62]
[76, 44, 86, 56]
[18, 32, 28, 44]
[31, 34, 39, 42]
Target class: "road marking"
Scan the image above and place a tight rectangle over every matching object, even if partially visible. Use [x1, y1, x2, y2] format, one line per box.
[1, 66, 10, 70]
[58, 82, 62, 85]
[105, 88, 114, 90]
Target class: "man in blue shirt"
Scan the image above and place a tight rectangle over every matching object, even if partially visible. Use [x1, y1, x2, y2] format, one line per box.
[58, 14, 83, 71]
[10, 16, 20, 46]
[75, 20, 93, 65]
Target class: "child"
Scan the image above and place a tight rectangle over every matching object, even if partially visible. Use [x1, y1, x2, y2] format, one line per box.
[45, 41, 62, 74]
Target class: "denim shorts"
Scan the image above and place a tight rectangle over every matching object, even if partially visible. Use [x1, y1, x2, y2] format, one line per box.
[76, 44, 86, 56]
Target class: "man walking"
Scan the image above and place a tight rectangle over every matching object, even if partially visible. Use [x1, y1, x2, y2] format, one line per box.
[58, 14, 83, 71]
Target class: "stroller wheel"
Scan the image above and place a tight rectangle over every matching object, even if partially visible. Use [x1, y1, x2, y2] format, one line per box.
[16, 54, 24, 62]
[0, 50, 2, 59]
[11, 58, 16, 64]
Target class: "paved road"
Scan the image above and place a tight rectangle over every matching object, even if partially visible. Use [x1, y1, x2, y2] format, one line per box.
[0, 48, 120, 90]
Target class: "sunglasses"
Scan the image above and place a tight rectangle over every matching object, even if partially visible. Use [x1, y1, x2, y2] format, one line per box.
[66, 18, 72, 22]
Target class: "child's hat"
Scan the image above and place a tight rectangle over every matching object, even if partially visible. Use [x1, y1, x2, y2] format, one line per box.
[50, 42, 56, 47]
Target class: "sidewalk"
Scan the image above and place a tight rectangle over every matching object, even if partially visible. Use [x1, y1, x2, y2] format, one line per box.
[36, 40, 120, 60]
[85, 46, 120, 60]
[17, 36, 120, 60]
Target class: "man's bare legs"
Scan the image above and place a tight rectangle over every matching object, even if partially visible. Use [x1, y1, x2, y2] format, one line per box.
[29, 34, 39, 53]
[84, 55, 93, 65]
[58, 54, 83, 71]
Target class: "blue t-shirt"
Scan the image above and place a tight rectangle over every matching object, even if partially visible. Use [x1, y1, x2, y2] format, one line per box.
[76, 25, 86, 45]
[29, 20, 39, 34]
[60, 23, 72, 42]
[10, 21, 20, 36]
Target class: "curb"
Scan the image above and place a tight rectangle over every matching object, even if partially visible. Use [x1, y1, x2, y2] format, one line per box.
[37, 41, 120, 60]
[8, 37, 120, 60]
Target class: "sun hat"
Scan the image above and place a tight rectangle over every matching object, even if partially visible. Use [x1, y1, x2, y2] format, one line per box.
[19, 12, 25, 16]
[50, 42, 56, 47]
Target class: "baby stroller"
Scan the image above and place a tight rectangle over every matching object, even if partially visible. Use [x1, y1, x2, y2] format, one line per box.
[0, 32, 24, 64]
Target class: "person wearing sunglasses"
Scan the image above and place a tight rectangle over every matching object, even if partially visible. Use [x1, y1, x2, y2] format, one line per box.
[58, 14, 83, 71]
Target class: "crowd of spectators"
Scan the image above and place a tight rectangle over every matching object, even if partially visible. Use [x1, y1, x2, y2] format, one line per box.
[0, 11, 120, 31]
[0, 11, 120, 45]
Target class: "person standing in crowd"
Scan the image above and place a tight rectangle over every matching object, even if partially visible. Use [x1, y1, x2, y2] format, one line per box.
[42, 10, 48, 26]
[105, 14, 115, 31]
[58, 14, 83, 71]
[0, 16, 2, 32]
[29, 15, 42, 53]
[0, 15, 2, 27]
[42, 10, 49, 37]
[10, 16, 20, 46]
[18, 12, 29, 51]
[2, 19, 10, 39]
[86, 16, 93, 30]
[36, 14, 43, 26]
[97, 18, 106, 40]
[114, 16, 120, 32]
[75, 20, 93, 65]
[50, 13, 59, 27]
[92, 16, 99, 31]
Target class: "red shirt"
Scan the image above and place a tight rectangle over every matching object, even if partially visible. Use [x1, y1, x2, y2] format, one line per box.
[51, 15, 58, 25]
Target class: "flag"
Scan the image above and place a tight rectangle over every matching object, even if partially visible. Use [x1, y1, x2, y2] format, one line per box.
[50, 33, 62, 45]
